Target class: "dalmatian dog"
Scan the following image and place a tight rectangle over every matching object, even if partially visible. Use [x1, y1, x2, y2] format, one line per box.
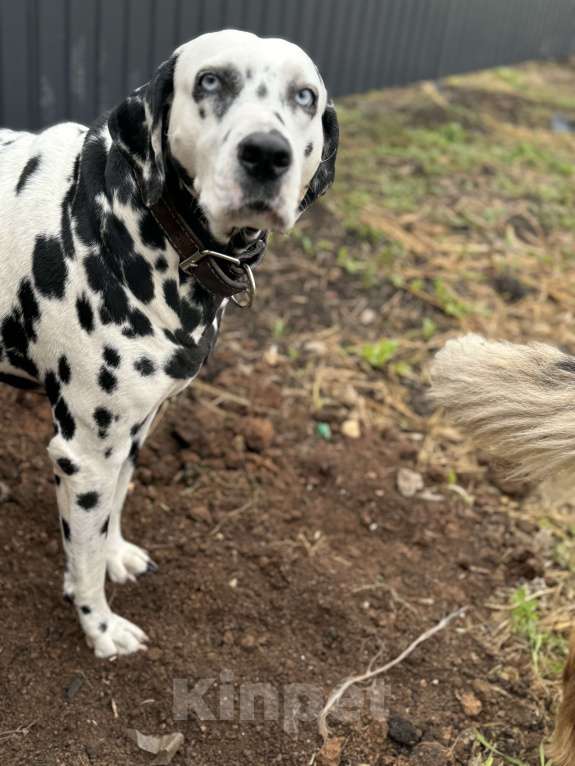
[0, 29, 338, 658]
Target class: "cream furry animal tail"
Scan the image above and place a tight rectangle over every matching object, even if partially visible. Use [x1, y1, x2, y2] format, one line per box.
[431, 332, 575, 766]
[430, 333, 575, 481]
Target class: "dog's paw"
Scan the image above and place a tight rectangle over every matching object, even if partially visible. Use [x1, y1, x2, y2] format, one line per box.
[106, 539, 158, 584]
[84, 612, 149, 658]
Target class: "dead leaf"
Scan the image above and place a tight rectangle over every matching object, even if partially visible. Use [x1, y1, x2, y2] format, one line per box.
[126, 729, 184, 765]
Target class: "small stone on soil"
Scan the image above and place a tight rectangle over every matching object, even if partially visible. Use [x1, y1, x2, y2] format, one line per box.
[387, 715, 422, 747]
[0, 481, 11, 503]
[410, 742, 451, 765]
[457, 690, 482, 717]
[240, 417, 275, 452]
[186, 505, 213, 524]
[396, 468, 424, 498]
[64, 674, 84, 702]
[240, 633, 257, 651]
[341, 418, 361, 439]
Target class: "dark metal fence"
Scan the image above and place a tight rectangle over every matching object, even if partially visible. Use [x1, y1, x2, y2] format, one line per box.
[2, 0, 575, 130]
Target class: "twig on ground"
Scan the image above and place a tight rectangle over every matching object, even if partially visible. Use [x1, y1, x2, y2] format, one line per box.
[351, 580, 419, 615]
[0, 721, 36, 742]
[317, 606, 468, 742]
[209, 500, 254, 536]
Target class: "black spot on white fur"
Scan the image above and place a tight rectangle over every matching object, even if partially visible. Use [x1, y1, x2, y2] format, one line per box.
[94, 407, 113, 439]
[155, 256, 168, 272]
[16, 155, 41, 194]
[134, 357, 155, 376]
[76, 294, 95, 333]
[103, 346, 120, 368]
[57, 457, 78, 475]
[163, 279, 180, 314]
[54, 397, 76, 440]
[58, 355, 71, 384]
[122, 308, 153, 338]
[98, 366, 117, 394]
[84, 254, 129, 325]
[33, 236, 68, 299]
[124, 254, 154, 304]
[129, 440, 140, 464]
[44, 371, 61, 405]
[192, 66, 244, 120]
[18, 279, 40, 341]
[61, 517, 71, 541]
[77, 491, 99, 510]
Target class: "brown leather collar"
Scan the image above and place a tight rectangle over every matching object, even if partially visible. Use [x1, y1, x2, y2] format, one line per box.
[149, 182, 267, 308]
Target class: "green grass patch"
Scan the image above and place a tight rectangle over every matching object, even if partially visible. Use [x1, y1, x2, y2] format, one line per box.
[353, 338, 399, 369]
[510, 585, 567, 678]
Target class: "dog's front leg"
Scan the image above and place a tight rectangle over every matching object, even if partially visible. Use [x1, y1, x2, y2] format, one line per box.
[106, 409, 159, 583]
[105, 455, 157, 583]
[50, 434, 148, 658]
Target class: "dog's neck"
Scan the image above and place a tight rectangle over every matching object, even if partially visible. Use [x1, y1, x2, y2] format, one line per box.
[144, 156, 267, 307]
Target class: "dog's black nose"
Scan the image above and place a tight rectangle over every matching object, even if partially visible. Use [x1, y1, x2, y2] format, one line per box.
[237, 131, 292, 182]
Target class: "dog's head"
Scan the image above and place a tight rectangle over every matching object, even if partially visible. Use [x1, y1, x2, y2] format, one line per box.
[109, 30, 338, 242]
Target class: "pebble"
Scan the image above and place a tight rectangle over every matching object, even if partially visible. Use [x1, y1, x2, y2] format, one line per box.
[341, 419, 361, 439]
[240, 417, 275, 452]
[264, 345, 280, 366]
[240, 633, 257, 651]
[64, 674, 84, 702]
[46, 539, 60, 556]
[360, 308, 376, 325]
[0, 481, 11, 504]
[458, 690, 482, 717]
[387, 715, 421, 747]
[410, 742, 450, 765]
[396, 468, 424, 498]
[187, 505, 213, 524]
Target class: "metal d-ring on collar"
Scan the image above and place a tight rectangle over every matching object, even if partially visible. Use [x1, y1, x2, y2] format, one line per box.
[179, 247, 258, 309]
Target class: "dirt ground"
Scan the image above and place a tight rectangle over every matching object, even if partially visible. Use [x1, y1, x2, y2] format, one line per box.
[4, 59, 575, 766]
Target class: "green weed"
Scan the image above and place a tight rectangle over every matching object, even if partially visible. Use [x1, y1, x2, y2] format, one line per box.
[510, 585, 567, 677]
[354, 339, 399, 369]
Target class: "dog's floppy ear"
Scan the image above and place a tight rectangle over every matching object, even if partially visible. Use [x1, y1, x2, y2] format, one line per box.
[108, 56, 176, 206]
[298, 100, 339, 214]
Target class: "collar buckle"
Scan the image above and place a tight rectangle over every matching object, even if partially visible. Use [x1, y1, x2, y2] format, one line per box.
[179, 248, 257, 309]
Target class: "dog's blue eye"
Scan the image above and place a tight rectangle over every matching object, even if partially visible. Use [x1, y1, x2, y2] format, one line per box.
[295, 88, 315, 108]
[199, 73, 221, 93]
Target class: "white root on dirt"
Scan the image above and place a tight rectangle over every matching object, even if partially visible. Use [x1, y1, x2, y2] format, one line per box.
[317, 606, 467, 743]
